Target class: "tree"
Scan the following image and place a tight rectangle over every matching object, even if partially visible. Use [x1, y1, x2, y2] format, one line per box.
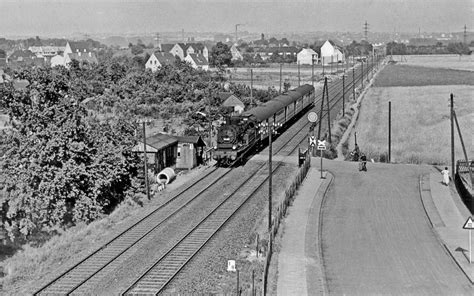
[0, 67, 139, 240]
[210, 42, 232, 68]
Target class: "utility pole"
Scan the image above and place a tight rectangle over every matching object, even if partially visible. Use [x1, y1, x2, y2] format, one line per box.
[388, 101, 391, 163]
[279, 63, 282, 94]
[311, 57, 315, 87]
[352, 67, 356, 101]
[250, 68, 253, 106]
[137, 119, 152, 200]
[342, 72, 345, 115]
[450, 93, 455, 178]
[464, 25, 468, 44]
[298, 61, 301, 87]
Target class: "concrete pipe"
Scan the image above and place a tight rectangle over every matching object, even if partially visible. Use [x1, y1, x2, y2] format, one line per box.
[157, 167, 176, 184]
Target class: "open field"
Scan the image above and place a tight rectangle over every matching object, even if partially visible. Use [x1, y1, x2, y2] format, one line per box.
[229, 62, 355, 89]
[353, 85, 473, 164]
[373, 64, 474, 87]
[392, 54, 474, 72]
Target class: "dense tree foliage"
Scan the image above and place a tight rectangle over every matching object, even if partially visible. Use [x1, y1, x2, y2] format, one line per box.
[0, 52, 280, 240]
[210, 42, 233, 68]
[0, 67, 140, 240]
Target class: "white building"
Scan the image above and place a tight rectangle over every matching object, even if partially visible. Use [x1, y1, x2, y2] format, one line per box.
[320, 40, 345, 65]
[230, 45, 243, 61]
[185, 53, 209, 71]
[145, 52, 175, 72]
[297, 48, 318, 65]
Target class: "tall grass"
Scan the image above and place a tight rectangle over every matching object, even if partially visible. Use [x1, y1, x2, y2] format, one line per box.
[353, 85, 473, 165]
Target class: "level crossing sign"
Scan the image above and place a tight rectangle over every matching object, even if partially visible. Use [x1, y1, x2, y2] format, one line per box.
[317, 140, 327, 150]
[309, 136, 316, 146]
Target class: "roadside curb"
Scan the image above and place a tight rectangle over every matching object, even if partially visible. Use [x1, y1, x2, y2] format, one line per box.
[419, 173, 474, 285]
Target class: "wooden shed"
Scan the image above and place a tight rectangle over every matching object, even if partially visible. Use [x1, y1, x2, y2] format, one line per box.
[133, 133, 178, 173]
[175, 135, 207, 169]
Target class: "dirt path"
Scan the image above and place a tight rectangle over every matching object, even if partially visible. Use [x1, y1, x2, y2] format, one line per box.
[321, 160, 472, 294]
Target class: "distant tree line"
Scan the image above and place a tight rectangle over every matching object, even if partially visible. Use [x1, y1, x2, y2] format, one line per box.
[386, 41, 472, 55]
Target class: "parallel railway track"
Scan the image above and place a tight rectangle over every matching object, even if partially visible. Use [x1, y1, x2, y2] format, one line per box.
[34, 58, 382, 295]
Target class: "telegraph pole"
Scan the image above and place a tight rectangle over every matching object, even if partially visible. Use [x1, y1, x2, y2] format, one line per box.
[450, 93, 455, 178]
[250, 68, 253, 106]
[137, 119, 152, 200]
[279, 63, 282, 94]
[352, 67, 356, 101]
[298, 62, 301, 86]
[388, 101, 391, 163]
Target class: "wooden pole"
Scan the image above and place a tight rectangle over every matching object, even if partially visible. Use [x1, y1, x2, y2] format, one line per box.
[250, 69, 253, 106]
[279, 63, 282, 94]
[142, 122, 150, 200]
[268, 125, 273, 232]
[388, 101, 391, 163]
[450, 93, 455, 178]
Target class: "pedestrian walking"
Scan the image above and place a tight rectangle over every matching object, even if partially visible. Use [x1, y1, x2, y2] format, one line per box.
[441, 167, 450, 186]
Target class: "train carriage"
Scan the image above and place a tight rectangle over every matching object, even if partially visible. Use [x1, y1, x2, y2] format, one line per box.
[213, 84, 315, 165]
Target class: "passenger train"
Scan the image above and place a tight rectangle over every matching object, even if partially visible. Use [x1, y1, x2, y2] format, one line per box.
[213, 84, 315, 165]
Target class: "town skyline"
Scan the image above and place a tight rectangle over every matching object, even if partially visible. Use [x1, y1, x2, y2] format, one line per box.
[0, 0, 472, 38]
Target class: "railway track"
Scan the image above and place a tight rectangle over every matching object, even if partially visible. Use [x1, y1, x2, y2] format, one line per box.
[35, 58, 382, 295]
[34, 167, 232, 295]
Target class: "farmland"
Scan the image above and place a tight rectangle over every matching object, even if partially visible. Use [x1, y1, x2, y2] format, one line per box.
[228, 62, 355, 89]
[391, 54, 474, 72]
[353, 59, 473, 165]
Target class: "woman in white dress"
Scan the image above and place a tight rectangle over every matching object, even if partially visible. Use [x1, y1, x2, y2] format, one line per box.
[441, 167, 450, 186]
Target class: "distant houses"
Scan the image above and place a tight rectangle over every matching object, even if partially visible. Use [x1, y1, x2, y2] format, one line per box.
[51, 41, 98, 68]
[297, 48, 318, 65]
[185, 53, 209, 71]
[320, 40, 345, 65]
[145, 52, 176, 72]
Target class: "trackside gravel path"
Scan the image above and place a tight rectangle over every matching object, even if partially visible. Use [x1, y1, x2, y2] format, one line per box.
[321, 160, 472, 295]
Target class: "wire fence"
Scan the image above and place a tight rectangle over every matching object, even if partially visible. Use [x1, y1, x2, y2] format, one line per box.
[262, 150, 311, 295]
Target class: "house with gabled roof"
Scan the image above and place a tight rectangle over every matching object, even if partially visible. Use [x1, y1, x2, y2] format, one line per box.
[297, 48, 318, 65]
[186, 43, 209, 61]
[170, 43, 190, 60]
[220, 93, 245, 114]
[51, 50, 98, 68]
[185, 53, 209, 70]
[158, 43, 175, 53]
[65, 41, 93, 55]
[320, 40, 345, 65]
[230, 45, 243, 61]
[145, 52, 176, 72]
[7, 50, 45, 67]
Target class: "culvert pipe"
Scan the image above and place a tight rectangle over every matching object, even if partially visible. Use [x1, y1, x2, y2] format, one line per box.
[157, 167, 176, 184]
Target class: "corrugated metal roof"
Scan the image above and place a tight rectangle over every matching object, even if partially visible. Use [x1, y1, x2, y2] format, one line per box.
[175, 135, 206, 146]
[132, 133, 178, 152]
[241, 84, 314, 122]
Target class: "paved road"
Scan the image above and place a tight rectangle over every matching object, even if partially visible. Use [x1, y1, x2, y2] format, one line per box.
[321, 161, 472, 295]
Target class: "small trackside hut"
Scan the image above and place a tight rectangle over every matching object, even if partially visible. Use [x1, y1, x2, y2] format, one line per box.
[175, 135, 207, 169]
[132, 133, 178, 174]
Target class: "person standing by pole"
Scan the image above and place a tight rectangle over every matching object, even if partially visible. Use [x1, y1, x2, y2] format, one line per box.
[441, 167, 450, 186]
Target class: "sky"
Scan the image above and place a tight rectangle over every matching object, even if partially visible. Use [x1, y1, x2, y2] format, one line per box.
[0, 0, 472, 37]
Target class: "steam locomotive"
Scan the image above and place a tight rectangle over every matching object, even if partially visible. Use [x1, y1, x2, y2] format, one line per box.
[213, 84, 315, 165]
